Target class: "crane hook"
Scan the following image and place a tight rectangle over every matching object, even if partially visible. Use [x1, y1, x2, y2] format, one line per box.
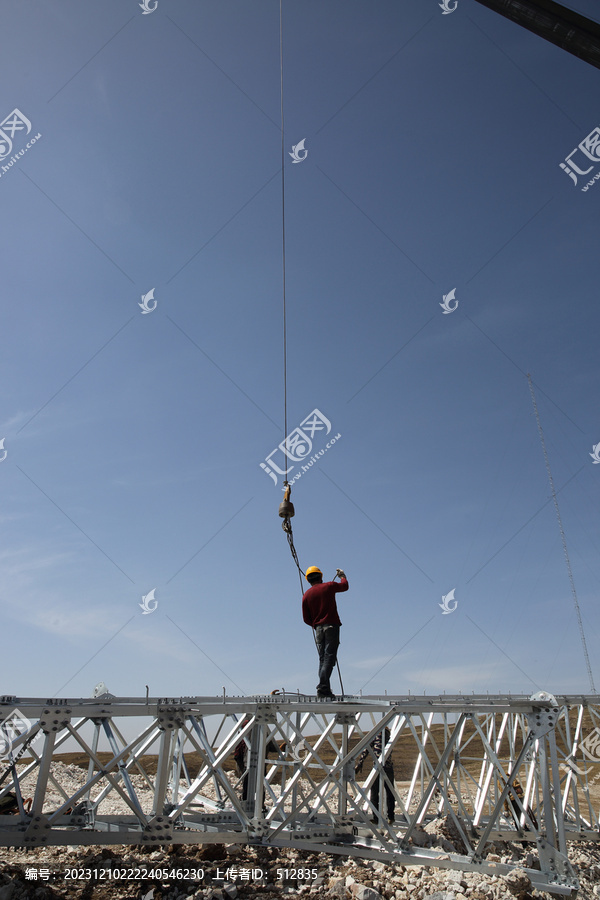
[279, 482, 295, 531]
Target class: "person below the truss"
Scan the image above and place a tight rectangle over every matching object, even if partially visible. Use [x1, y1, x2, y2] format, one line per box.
[233, 717, 279, 806]
[302, 566, 348, 700]
[503, 775, 537, 831]
[356, 726, 395, 824]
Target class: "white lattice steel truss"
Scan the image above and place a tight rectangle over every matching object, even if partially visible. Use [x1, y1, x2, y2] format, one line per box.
[1, 691, 599, 896]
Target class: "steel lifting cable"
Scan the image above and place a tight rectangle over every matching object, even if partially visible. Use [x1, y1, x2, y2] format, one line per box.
[281, 491, 304, 590]
[275, 2, 344, 697]
[277, 0, 300, 580]
[280, 0, 288, 450]
[286, 525, 304, 583]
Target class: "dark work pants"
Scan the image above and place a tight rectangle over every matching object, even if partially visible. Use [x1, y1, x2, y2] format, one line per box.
[371, 764, 395, 819]
[314, 624, 340, 695]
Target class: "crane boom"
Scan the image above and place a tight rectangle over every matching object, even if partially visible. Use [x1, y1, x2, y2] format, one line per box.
[474, 0, 600, 70]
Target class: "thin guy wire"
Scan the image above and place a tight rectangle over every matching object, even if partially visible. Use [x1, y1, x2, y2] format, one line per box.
[280, 0, 288, 460]
[527, 374, 596, 693]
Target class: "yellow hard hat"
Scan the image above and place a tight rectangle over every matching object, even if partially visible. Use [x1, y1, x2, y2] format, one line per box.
[305, 566, 322, 579]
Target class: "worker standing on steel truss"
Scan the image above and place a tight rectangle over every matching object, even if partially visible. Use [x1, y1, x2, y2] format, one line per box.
[302, 566, 348, 700]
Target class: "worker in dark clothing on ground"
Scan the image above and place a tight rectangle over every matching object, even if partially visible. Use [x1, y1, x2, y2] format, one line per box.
[302, 566, 348, 700]
[234, 717, 252, 801]
[356, 726, 395, 824]
[234, 717, 279, 804]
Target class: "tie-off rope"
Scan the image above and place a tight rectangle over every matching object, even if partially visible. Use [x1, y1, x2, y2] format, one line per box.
[528, 374, 596, 694]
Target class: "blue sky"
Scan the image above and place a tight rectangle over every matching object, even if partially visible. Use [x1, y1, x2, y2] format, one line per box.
[1, 0, 599, 703]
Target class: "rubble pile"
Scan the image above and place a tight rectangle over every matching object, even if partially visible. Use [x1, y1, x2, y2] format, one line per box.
[1, 839, 599, 899]
[1, 764, 599, 899]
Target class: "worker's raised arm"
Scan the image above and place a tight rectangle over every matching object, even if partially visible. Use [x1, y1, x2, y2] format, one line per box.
[334, 569, 348, 592]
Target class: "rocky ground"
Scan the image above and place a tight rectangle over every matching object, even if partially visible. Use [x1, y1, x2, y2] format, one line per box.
[1, 764, 599, 900]
[0, 828, 600, 900]
[1, 840, 600, 900]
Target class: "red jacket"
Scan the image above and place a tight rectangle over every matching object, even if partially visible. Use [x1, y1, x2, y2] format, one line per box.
[302, 579, 348, 627]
